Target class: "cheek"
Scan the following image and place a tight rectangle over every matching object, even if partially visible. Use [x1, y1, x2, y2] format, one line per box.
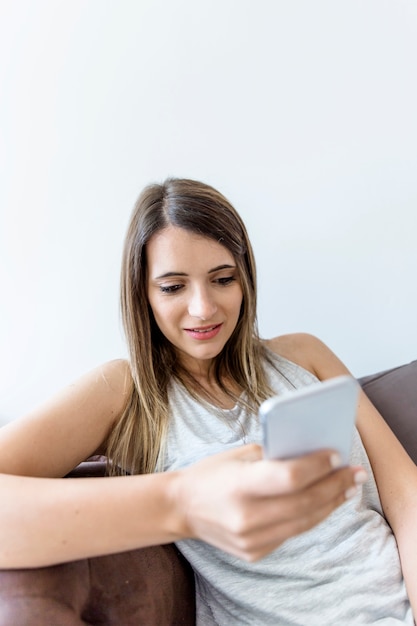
[232, 288, 244, 314]
[150, 297, 179, 328]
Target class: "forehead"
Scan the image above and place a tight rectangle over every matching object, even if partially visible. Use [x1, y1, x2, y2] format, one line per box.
[146, 226, 235, 274]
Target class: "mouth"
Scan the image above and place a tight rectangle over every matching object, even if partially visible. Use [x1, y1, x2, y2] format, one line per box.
[184, 323, 223, 340]
[185, 324, 220, 333]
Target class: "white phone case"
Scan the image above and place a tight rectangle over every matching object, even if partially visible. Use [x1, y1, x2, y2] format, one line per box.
[260, 375, 360, 464]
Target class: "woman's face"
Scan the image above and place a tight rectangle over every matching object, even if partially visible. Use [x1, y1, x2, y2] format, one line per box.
[146, 225, 243, 375]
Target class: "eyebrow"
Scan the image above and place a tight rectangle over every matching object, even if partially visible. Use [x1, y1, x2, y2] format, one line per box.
[154, 264, 236, 280]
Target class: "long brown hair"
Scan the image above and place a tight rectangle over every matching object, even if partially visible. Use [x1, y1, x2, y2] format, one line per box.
[106, 178, 273, 475]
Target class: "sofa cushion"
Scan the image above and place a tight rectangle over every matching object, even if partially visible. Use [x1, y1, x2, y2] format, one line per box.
[0, 544, 195, 626]
[359, 360, 417, 464]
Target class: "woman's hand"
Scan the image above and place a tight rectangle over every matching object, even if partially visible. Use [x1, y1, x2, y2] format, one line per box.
[172, 443, 367, 561]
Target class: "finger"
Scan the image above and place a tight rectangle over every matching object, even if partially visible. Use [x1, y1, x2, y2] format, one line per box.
[203, 486, 351, 563]
[230, 468, 367, 560]
[240, 449, 347, 497]
[270, 465, 367, 524]
[243, 465, 366, 531]
[240, 492, 350, 561]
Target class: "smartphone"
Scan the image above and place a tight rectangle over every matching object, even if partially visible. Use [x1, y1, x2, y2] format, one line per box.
[260, 375, 360, 464]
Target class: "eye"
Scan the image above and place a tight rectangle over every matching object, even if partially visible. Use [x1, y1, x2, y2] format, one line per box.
[159, 284, 184, 294]
[215, 276, 236, 286]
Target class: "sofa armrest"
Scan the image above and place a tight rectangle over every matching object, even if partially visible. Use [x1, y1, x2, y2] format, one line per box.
[0, 544, 195, 626]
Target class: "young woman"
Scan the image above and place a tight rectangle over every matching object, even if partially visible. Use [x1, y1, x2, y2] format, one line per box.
[0, 178, 415, 624]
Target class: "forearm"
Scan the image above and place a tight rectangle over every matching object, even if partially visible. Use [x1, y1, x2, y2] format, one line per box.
[394, 503, 417, 619]
[0, 471, 181, 568]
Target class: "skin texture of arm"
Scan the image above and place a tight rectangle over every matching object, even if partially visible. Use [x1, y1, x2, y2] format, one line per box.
[268, 332, 417, 616]
[0, 349, 363, 569]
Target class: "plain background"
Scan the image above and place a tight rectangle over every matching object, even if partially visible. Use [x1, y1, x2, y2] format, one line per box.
[1, 0, 416, 423]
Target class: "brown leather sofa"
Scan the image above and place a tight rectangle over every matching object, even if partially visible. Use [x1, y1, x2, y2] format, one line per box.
[0, 360, 416, 625]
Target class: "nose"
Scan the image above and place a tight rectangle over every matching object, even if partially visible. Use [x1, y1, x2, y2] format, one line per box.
[188, 285, 217, 320]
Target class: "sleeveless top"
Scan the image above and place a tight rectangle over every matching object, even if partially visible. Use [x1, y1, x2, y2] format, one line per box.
[159, 352, 413, 625]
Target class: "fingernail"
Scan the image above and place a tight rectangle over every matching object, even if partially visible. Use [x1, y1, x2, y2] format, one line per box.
[354, 470, 368, 485]
[345, 486, 357, 499]
[330, 453, 342, 469]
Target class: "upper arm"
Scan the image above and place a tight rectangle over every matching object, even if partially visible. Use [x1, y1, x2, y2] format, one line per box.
[0, 359, 132, 478]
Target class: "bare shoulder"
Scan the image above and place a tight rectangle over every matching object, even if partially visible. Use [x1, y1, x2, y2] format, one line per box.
[0, 359, 133, 477]
[75, 358, 132, 402]
[265, 332, 327, 370]
[42, 357, 134, 435]
[265, 333, 352, 380]
[50, 358, 133, 421]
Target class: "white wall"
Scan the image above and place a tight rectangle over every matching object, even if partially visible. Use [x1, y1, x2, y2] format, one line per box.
[1, 0, 416, 423]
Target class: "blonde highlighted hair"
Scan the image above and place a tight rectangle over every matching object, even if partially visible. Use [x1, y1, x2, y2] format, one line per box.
[106, 178, 274, 475]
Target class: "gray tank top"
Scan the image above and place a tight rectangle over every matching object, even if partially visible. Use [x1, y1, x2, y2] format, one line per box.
[160, 352, 413, 625]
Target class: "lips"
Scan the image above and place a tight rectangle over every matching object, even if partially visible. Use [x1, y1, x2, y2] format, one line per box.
[187, 325, 218, 333]
[184, 323, 222, 340]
